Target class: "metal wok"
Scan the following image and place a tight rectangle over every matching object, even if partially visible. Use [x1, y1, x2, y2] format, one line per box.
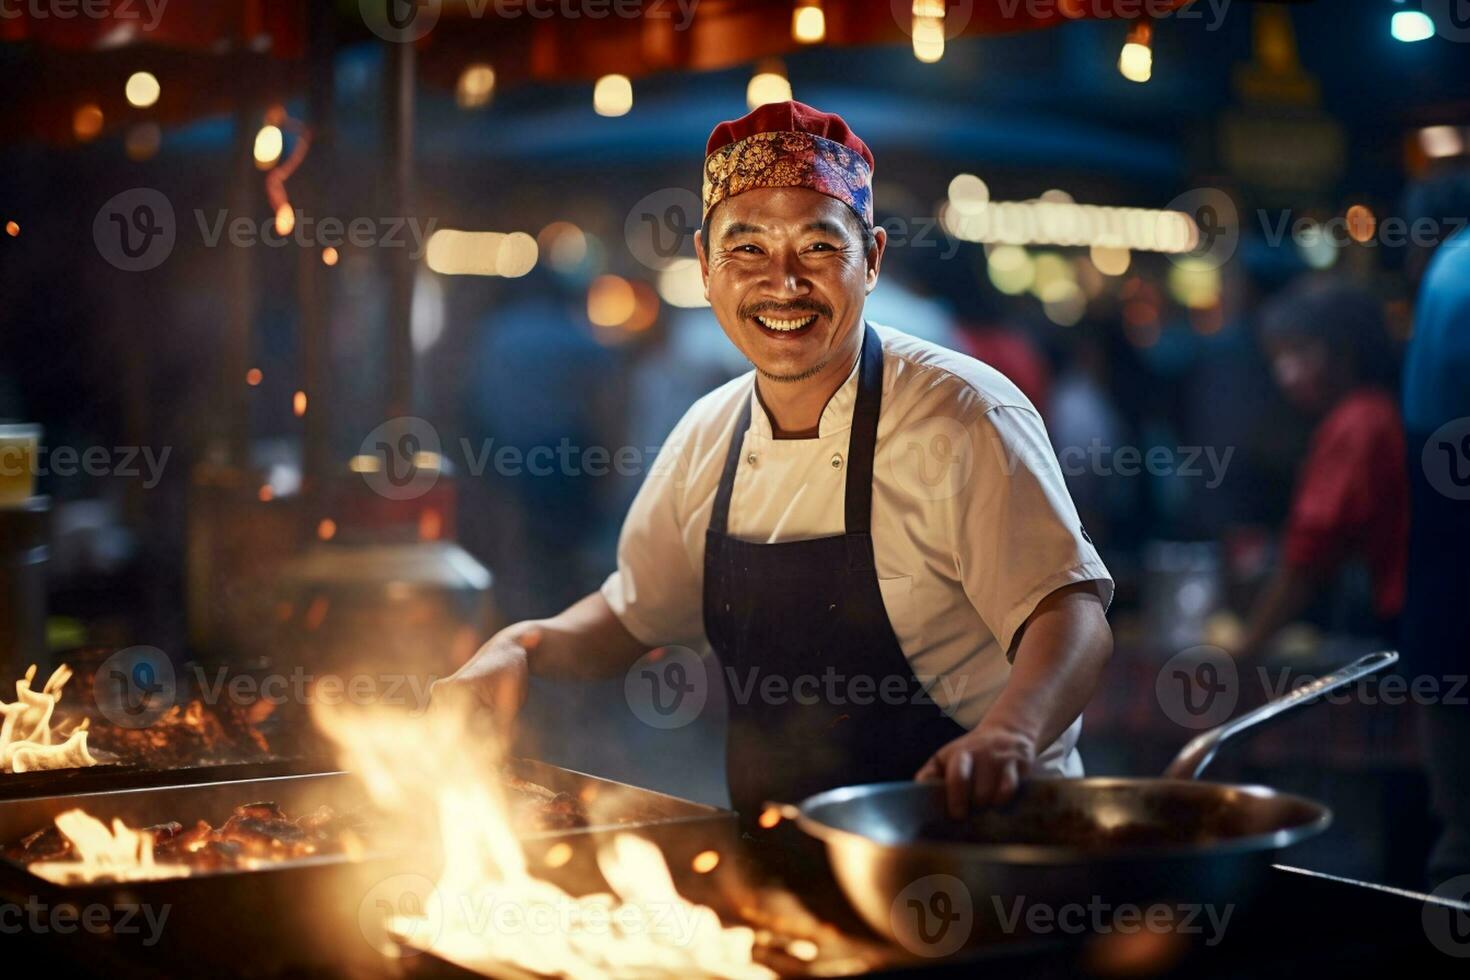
[781, 650, 1397, 948]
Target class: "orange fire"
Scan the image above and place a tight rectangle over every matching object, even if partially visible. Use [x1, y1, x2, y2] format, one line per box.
[314, 702, 776, 979]
[27, 809, 189, 884]
[0, 664, 97, 773]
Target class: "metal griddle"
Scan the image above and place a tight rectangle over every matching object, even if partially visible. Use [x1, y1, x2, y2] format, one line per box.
[0, 760, 738, 977]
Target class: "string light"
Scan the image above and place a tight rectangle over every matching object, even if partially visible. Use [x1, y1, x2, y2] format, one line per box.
[456, 63, 496, 109]
[912, 0, 945, 63]
[1119, 20, 1153, 83]
[322, 246, 339, 266]
[588, 275, 636, 327]
[254, 124, 284, 168]
[4, 221, 17, 238]
[125, 71, 160, 108]
[593, 74, 633, 117]
[792, 0, 825, 44]
[1390, 10, 1434, 43]
[73, 104, 104, 141]
[1419, 125, 1464, 159]
[747, 60, 793, 110]
[275, 203, 296, 237]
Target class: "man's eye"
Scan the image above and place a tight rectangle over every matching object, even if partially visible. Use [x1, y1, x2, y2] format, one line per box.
[807, 242, 836, 252]
[732, 243, 761, 254]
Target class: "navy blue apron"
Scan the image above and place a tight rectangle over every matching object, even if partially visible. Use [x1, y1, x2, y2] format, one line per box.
[703, 324, 967, 840]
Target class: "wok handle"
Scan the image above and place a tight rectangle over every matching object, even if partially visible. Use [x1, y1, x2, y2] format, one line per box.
[1163, 650, 1399, 780]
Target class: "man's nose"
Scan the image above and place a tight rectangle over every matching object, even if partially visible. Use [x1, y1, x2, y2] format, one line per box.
[762, 246, 810, 296]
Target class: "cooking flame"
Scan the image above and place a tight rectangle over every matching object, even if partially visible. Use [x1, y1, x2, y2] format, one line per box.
[27, 809, 190, 884]
[314, 702, 775, 979]
[0, 664, 98, 773]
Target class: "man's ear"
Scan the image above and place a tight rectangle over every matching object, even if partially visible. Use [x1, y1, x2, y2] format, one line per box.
[694, 228, 711, 301]
[865, 224, 888, 295]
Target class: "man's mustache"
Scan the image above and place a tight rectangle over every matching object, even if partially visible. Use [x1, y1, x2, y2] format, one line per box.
[739, 299, 832, 319]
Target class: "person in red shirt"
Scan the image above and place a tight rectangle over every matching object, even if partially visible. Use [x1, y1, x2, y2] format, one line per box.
[1237, 276, 1408, 657]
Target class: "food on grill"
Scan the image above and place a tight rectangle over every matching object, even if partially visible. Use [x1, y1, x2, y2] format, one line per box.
[86, 698, 275, 769]
[4, 800, 374, 876]
[0, 664, 98, 774]
[4, 773, 595, 879]
[502, 771, 590, 832]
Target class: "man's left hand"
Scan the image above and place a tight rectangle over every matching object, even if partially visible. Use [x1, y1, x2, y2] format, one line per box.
[915, 724, 1037, 818]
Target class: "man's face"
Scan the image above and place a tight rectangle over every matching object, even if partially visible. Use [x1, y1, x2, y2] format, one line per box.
[696, 186, 885, 383]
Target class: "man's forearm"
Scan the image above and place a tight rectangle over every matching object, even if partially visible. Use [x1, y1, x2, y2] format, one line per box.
[524, 590, 651, 681]
[980, 582, 1113, 750]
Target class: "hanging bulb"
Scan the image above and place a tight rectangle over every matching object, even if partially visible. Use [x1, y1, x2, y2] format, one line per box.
[913, 0, 945, 63]
[1119, 20, 1153, 83]
[747, 59, 793, 110]
[792, 0, 825, 44]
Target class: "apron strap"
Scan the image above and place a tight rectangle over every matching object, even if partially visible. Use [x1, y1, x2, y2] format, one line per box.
[708, 322, 884, 544]
[843, 322, 883, 539]
[708, 393, 752, 536]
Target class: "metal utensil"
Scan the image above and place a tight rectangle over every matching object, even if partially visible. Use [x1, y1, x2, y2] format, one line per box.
[782, 650, 1398, 948]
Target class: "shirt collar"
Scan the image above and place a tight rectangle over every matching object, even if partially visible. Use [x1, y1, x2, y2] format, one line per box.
[746, 343, 865, 440]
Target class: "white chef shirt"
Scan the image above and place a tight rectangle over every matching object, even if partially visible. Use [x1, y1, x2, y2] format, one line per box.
[601, 323, 1113, 775]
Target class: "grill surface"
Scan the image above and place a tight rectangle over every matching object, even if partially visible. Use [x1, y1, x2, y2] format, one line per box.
[0, 761, 738, 976]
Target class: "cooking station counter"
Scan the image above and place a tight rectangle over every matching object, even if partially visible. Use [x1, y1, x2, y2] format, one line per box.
[852, 864, 1468, 978]
[4, 828, 1464, 978]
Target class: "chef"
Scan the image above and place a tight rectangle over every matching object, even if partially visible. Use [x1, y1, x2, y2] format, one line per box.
[437, 102, 1114, 822]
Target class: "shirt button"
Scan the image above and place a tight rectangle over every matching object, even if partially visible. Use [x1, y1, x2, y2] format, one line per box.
[746, 452, 758, 465]
[830, 453, 843, 469]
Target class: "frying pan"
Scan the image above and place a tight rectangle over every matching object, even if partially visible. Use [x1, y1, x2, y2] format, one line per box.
[777, 650, 1398, 948]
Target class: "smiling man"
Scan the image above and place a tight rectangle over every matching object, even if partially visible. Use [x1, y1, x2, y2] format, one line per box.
[437, 102, 1113, 826]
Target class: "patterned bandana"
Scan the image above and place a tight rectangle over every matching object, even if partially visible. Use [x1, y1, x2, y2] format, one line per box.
[701, 101, 875, 227]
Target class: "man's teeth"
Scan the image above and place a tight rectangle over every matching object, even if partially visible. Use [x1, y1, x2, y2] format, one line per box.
[755, 314, 817, 332]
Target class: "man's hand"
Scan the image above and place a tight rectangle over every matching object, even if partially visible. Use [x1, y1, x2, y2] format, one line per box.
[430, 621, 541, 734]
[916, 724, 1037, 818]
[914, 581, 1112, 819]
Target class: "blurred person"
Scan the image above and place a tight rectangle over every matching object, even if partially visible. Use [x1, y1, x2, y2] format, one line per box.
[1400, 166, 1470, 887]
[438, 102, 1113, 826]
[1047, 319, 1136, 552]
[465, 271, 621, 617]
[1236, 276, 1407, 658]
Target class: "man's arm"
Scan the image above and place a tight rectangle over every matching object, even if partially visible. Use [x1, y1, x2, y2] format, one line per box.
[430, 590, 650, 729]
[525, 589, 652, 680]
[917, 582, 1112, 816]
